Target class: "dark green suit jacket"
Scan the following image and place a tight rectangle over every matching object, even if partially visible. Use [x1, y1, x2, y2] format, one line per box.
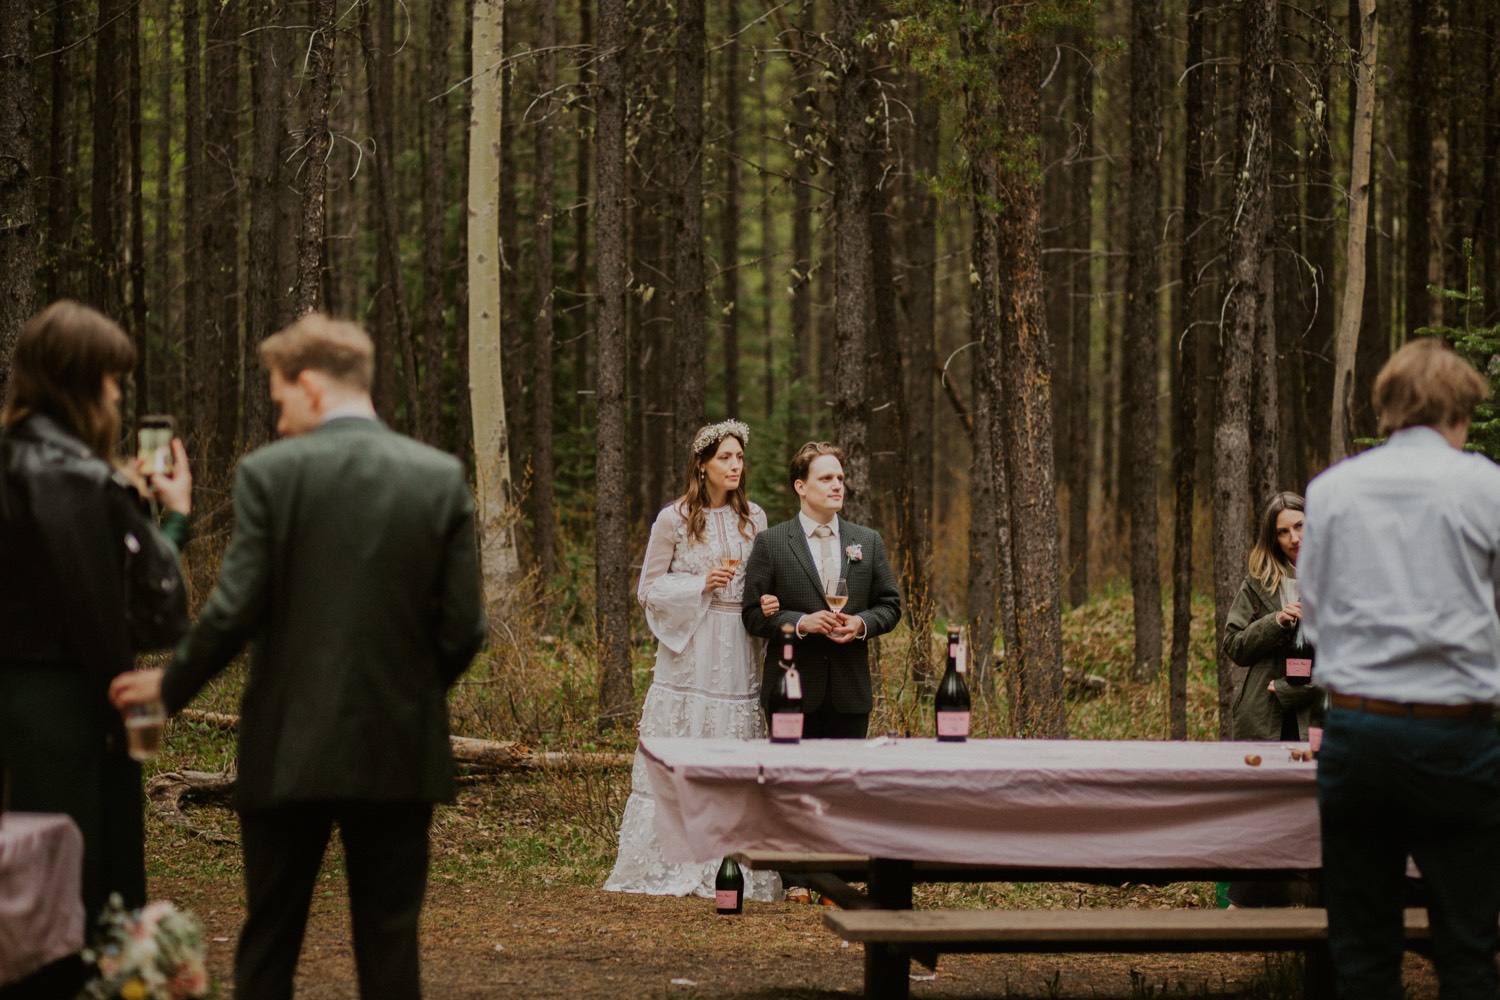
[741, 516, 901, 714]
[162, 418, 486, 810]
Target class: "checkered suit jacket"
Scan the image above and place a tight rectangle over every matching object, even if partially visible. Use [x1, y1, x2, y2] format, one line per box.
[741, 516, 902, 714]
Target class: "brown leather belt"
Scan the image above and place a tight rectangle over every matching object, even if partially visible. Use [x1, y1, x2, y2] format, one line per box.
[1329, 692, 1496, 722]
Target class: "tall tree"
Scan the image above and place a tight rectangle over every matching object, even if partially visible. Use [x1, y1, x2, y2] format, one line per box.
[1213, 0, 1277, 738]
[361, 0, 423, 435]
[469, 0, 522, 609]
[245, 0, 295, 449]
[671, 0, 707, 450]
[1331, 0, 1378, 461]
[595, 0, 634, 729]
[1122, 0, 1162, 681]
[1065, 37, 1094, 610]
[831, 0, 875, 525]
[0, 0, 34, 398]
[532, 0, 559, 584]
[422, 0, 454, 446]
[1403, 0, 1432, 333]
[993, 0, 1066, 738]
[720, 0, 742, 419]
[40, 1, 77, 304]
[293, 0, 336, 316]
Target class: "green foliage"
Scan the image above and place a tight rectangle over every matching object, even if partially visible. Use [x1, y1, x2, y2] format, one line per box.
[1416, 239, 1500, 462]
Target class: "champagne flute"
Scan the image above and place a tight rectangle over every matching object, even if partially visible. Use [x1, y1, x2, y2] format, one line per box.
[825, 578, 849, 616]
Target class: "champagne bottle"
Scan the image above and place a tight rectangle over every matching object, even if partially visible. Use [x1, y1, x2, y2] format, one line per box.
[935, 625, 971, 742]
[715, 856, 744, 914]
[768, 624, 803, 743]
[1309, 687, 1327, 758]
[1284, 621, 1314, 687]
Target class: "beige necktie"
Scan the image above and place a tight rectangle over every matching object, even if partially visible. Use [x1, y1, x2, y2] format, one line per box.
[813, 524, 836, 593]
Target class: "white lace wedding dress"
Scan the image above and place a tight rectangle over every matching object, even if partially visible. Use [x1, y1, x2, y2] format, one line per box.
[604, 502, 782, 901]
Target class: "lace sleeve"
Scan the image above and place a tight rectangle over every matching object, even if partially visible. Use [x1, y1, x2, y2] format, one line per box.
[637, 505, 711, 654]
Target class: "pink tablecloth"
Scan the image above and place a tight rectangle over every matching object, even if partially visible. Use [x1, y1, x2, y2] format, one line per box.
[640, 737, 1320, 870]
[0, 812, 85, 985]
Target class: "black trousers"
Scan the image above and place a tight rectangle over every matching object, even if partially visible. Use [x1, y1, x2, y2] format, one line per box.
[236, 800, 433, 1000]
[778, 701, 867, 890]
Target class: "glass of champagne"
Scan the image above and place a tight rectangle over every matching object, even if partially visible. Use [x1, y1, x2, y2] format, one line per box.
[825, 578, 849, 617]
[125, 699, 166, 761]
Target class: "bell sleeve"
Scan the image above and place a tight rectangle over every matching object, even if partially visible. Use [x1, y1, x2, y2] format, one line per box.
[636, 506, 711, 654]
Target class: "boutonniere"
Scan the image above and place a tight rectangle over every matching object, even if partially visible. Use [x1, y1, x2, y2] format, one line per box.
[845, 543, 863, 563]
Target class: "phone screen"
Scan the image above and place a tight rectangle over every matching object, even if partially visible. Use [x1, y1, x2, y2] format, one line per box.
[137, 417, 175, 475]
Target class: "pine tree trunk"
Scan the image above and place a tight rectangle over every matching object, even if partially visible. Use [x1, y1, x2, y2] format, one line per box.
[423, 0, 453, 447]
[182, 0, 205, 465]
[993, 4, 1065, 738]
[1214, 0, 1277, 738]
[127, 3, 147, 422]
[595, 0, 634, 731]
[151, 7, 176, 415]
[531, 0, 558, 584]
[571, 0, 593, 436]
[1404, 0, 1431, 334]
[1066, 38, 1094, 610]
[1304, 0, 1337, 467]
[293, 0, 336, 316]
[0, 0, 34, 400]
[245, 0, 293, 449]
[832, 0, 873, 525]
[40, 2, 75, 303]
[89, 0, 128, 317]
[1425, 0, 1450, 328]
[787, 14, 816, 447]
[904, 75, 938, 606]
[1123, 0, 1163, 682]
[200, 0, 241, 480]
[361, 0, 422, 436]
[720, 0, 741, 420]
[671, 0, 707, 451]
[1331, 0, 1377, 461]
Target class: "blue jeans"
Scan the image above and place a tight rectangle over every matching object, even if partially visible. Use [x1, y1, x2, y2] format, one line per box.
[1318, 706, 1500, 999]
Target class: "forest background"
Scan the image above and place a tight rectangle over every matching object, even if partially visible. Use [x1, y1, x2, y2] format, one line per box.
[0, 0, 1491, 743]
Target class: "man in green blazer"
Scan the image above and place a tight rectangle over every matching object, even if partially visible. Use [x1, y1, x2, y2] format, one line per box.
[741, 441, 902, 739]
[111, 314, 486, 1000]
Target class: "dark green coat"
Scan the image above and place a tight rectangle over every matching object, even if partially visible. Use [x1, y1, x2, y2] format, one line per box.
[162, 418, 486, 810]
[1222, 574, 1320, 741]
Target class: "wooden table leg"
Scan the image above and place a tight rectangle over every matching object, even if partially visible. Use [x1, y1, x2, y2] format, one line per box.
[864, 859, 915, 1000]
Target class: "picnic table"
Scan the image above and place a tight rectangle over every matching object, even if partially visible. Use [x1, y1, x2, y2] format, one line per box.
[0, 812, 85, 992]
[640, 735, 1323, 999]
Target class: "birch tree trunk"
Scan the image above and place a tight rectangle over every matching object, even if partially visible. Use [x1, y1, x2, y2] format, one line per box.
[1330, 0, 1377, 462]
[469, 0, 521, 608]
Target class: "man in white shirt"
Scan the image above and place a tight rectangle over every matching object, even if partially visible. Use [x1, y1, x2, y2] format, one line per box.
[1300, 336, 1500, 1000]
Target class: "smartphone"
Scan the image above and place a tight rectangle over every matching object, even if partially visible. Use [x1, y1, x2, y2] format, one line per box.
[137, 414, 175, 476]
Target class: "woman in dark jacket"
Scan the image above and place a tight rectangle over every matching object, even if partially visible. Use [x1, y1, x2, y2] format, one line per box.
[1223, 490, 1321, 742]
[1221, 490, 1320, 908]
[0, 301, 191, 919]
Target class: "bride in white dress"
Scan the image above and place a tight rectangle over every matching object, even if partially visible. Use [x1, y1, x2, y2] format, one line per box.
[604, 420, 782, 901]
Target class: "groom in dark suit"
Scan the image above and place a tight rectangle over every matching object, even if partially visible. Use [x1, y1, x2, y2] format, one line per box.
[111, 314, 486, 1000]
[742, 441, 902, 739]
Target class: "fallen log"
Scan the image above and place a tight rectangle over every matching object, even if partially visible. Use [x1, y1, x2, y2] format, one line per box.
[145, 770, 238, 845]
[175, 709, 632, 771]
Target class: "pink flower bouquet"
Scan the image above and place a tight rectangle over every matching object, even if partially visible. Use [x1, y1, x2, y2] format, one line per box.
[81, 895, 211, 1000]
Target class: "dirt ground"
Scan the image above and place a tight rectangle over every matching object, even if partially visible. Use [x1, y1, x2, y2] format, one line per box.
[150, 872, 1447, 999]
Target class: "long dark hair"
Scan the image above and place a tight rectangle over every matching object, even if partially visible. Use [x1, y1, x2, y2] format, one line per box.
[1248, 490, 1304, 594]
[1, 300, 136, 461]
[677, 426, 754, 544]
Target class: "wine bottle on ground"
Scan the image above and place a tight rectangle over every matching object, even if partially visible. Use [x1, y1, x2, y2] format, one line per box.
[935, 625, 971, 742]
[715, 856, 744, 914]
[769, 624, 803, 744]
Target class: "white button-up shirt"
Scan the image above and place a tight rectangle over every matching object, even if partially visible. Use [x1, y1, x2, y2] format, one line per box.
[1300, 425, 1500, 704]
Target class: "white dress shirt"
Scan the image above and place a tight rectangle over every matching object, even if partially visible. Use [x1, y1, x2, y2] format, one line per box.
[793, 511, 865, 639]
[1300, 425, 1500, 704]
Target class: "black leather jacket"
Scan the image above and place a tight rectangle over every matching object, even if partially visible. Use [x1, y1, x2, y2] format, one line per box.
[0, 414, 186, 680]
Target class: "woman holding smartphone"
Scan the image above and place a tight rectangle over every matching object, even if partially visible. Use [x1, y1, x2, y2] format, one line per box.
[0, 301, 192, 922]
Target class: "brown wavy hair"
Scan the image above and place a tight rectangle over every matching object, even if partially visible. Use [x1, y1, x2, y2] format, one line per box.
[2, 300, 136, 460]
[1248, 490, 1304, 594]
[676, 426, 754, 544]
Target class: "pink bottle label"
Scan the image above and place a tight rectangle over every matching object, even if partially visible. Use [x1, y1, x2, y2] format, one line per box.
[772, 713, 803, 740]
[936, 711, 970, 738]
[1286, 658, 1312, 678]
[949, 642, 959, 658]
[1308, 726, 1323, 753]
[716, 890, 740, 909]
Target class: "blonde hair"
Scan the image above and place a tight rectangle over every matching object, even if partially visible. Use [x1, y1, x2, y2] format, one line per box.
[1248, 491, 1304, 594]
[258, 313, 375, 390]
[1374, 337, 1488, 437]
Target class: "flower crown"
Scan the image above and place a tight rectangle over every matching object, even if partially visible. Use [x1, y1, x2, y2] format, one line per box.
[693, 418, 750, 456]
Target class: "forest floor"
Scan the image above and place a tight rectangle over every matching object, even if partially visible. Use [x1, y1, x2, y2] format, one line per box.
[145, 796, 1444, 1000]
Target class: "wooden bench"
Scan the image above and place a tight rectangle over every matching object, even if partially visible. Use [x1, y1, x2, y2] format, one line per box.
[823, 907, 1454, 1000]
